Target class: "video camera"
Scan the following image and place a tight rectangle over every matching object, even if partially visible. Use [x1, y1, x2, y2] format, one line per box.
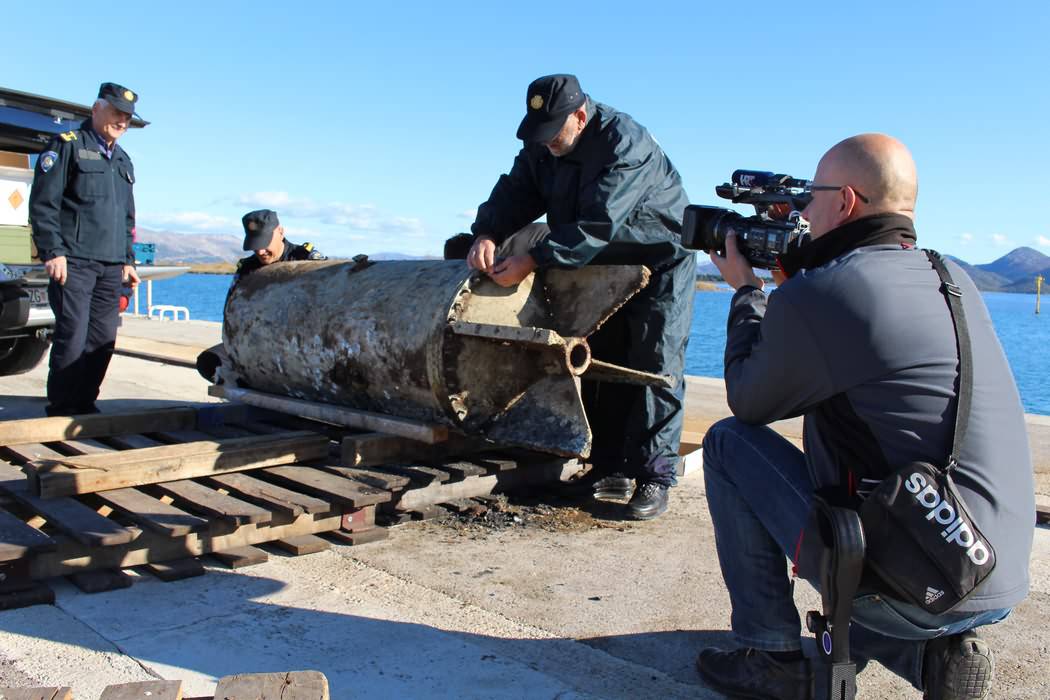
[682, 170, 813, 270]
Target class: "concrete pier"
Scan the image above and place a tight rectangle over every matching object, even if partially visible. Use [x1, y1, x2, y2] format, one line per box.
[0, 316, 1047, 699]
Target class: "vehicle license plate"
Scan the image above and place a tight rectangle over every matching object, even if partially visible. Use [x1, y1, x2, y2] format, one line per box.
[27, 287, 48, 306]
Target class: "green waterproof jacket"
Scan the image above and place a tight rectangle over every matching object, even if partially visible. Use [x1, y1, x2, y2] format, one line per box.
[28, 119, 135, 264]
[472, 103, 691, 271]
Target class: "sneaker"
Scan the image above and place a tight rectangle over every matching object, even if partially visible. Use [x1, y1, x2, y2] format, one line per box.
[626, 481, 669, 520]
[696, 647, 813, 700]
[592, 473, 633, 500]
[923, 629, 994, 700]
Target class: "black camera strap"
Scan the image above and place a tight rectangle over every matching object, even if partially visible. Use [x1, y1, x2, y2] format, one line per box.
[925, 249, 972, 473]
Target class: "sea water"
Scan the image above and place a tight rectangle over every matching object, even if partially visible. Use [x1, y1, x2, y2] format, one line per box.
[141, 274, 1050, 416]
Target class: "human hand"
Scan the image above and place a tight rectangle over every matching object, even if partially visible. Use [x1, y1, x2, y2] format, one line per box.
[123, 264, 140, 290]
[489, 254, 537, 288]
[466, 236, 497, 272]
[709, 232, 764, 291]
[44, 255, 67, 285]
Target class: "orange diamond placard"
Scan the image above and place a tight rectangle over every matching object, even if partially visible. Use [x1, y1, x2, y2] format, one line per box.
[7, 189, 24, 210]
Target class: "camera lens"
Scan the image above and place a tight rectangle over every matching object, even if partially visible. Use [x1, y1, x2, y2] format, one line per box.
[682, 205, 744, 254]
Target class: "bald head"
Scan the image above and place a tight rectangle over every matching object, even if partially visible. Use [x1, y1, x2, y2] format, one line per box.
[803, 134, 918, 238]
[822, 134, 917, 213]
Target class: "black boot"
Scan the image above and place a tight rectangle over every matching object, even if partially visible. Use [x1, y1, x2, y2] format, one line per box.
[626, 481, 669, 520]
[592, 473, 633, 500]
[923, 629, 994, 700]
[696, 647, 813, 700]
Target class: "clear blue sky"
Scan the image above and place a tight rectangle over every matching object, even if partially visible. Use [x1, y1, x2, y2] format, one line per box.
[5, 1, 1048, 263]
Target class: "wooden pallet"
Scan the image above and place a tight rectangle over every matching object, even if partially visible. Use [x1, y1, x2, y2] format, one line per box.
[1, 669, 329, 699]
[0, 403, 571, 608]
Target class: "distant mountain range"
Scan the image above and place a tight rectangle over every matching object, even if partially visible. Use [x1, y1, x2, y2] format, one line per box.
[140, 228, 1047, 294]
[140, 228, 437, 264]
[696, 246, 1049, 293]
[946, 247, 1049, 293]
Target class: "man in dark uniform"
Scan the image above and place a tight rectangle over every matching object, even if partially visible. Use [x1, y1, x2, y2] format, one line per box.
[196, 209, 326, 383]
[234, 209, 326, 282]
[466, 74, 696, 520]
[29, 82, 143, 416]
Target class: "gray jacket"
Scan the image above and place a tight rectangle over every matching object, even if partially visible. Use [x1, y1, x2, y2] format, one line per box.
[725, 243, 1034, 612]
[471, 103, 691, 271]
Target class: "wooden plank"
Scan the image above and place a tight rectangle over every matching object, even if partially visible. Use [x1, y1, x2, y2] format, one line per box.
[324, 527, 389, 546]
[0, 506, 56, 562]
[472, 455, 519, 472]
[261, 466, 392, 508]
[95, 488, 211, 537]
[340, 431, 487, 467]
[318, 464, 411, 491]
[63, 438, 213, 537]
[98, 679, 183, 699]
[376, 511, 414, 526]
[395, 461, 569, 511]
[0, 688, 72, 700]
[70, 568, 135, 593]
[371, 464, 452, 486]
[439, 460, 490, 479]
[211, 545, 268, 569]
[254, 414, 358, 443]
[143, 557, 205, 582]
[26, 432, 330, 498]
[0, 462, 139, 547]
[66, 436, 271, 528]
[214, 385, 449, 444]
[206, 473, 330, 517]
[341, 506, 376, 532]
[150, 429, 218, 444]
[406, 504, 447, 521]
[272, 534, 330, 556]
[154, 480, 273, 526]
[104, 433, 163, 450]
[213, 670, 328, 699]
[0, 407, 197, 446]
[28, 511, 342, 579]
[198, 424, 257, 439]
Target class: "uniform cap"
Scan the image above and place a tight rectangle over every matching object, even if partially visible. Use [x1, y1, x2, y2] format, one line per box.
[98, 82, 141, 117]
[242, 209, 281, 251]
[516, 74, 586, 144]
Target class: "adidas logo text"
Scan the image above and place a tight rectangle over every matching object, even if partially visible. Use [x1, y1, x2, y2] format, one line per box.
[904, 473, 991, 566]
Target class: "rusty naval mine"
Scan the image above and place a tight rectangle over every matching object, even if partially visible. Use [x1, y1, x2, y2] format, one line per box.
[221, 259, 669, 458]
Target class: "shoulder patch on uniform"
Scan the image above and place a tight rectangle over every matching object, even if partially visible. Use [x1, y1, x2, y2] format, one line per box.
[58, 131, 77, 142]
[40, 151, 58, 173]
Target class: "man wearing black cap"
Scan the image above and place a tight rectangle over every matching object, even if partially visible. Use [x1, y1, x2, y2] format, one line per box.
[466, 74, 696, 520]
[233, 209, 326, 281]
[194, 210, 327, 384]
[29, 82, 144, 416]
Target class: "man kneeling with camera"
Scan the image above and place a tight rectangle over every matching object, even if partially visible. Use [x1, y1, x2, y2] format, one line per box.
[697, 133, 1034, 699]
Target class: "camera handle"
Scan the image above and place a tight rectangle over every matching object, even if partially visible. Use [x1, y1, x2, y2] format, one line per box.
[805, 500, 866, 700]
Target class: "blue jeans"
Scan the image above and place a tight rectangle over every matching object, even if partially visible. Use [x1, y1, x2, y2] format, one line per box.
[701, 418, 1010, 690]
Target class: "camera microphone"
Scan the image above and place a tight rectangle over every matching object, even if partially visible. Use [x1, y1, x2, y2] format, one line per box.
[731, 170, 810, 190]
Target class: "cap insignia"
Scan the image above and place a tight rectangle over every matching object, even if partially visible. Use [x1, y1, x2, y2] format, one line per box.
[529, 95, 544, 110]
[247, 221, 258, 231]
[124, 90, 135, 101]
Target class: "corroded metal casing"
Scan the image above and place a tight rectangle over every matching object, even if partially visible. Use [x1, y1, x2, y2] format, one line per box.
[223, 259, 652, 457]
